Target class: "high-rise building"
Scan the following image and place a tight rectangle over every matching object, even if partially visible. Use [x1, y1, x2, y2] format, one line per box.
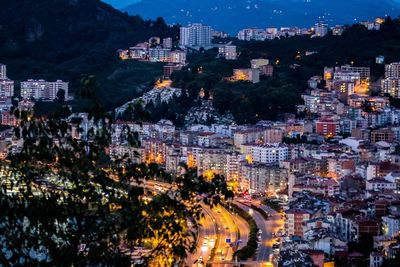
[21, 79, 68, 100]
[381, 62, 400, 98]
[314, 22, 329, 37]
[381, 78, 400, 98]
[0, 64, 14, 98]
[0, 64, 6, 79]
[340, 65, 370, 82]
[385, 62, 400, 79]
[0, 79, 14, 98]
[179, 23, 212, 48]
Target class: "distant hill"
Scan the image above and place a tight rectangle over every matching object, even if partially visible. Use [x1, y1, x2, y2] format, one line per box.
[102, 0, 139, 9]
[124, 0, 400, 33]
[0, 0, 177, 109]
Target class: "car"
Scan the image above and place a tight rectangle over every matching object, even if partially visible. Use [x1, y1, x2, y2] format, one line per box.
[209, 239, 215, 248]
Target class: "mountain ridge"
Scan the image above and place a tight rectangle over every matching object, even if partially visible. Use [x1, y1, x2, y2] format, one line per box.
[123, 0, 400, 33]
[0, 0, 177, 109]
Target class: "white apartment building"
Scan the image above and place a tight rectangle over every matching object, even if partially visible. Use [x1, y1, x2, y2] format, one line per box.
[385, 62, 400, 78]
[314, 22, 328, 37]
[382, 62, 400, 98]
[382, 78, 400, 98]
[243, 144, 289, 164]
[219, 45, 237, 60]
[0, 64, 7, 79]
[237, 28, 265, 41]
[169, 50, 187, 64]
[20, 79, 68, 100]
[0, 64, 14, 98]
[0, 79, 14, 98]
[382, 215, 400, 238]
[180, 23, 212, 48]
[149, 48, 170, 62]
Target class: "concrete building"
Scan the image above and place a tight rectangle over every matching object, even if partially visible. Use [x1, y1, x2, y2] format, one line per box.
[251, 59, 269, 69]
[286, 209, 313, 237]
[382, 78, 400, 98]
[169, 50, 187, 64]
[242, 143, 289, 164]
[315, 118, 340, 136]
[148, 48, 170, 62]
[0, 64, 6, 79]
[0, 79, 14, 98]
[233, 68, 260, 83]
[20, 79, 68, 101]
[385, 62, 400, 78]
[162, 37, 173, 49]
[219, 45, 237, 60]
[382, 215, 400, 238]
[179, 23, 212, 48]
[314, 22, 329, 37]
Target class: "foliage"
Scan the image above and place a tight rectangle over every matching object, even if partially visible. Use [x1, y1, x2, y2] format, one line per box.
[250, 204, 269, 220]
[263, 198, 283, 213]
[222, 202, 259, 261]
[0, 107, 232, 266]
[0, 0, 177, 111]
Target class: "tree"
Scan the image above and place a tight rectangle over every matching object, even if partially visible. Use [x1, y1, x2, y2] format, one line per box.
[56, 89, 66, 102]
[0, 108, 232, 266]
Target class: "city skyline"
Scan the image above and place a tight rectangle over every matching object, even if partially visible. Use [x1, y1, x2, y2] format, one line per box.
[2, 0, 400, 266]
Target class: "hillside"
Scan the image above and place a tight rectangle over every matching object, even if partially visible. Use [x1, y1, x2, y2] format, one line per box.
[146, 19, 400, 125]
[124, 0, 400, 33]
[0, 0, 177, 109]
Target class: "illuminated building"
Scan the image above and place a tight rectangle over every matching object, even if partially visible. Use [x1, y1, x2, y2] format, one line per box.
[233, 68, 260, 83]
[148, 48, 170, 62]
[332, 25, 345, 36]
[315, 117, 340, 137]
[179, 23, 212, 48]
[0, 79, 14, 98]
[0, 64, 14, 98]
[381, 62, 400, 98]
[381, 78, 400, 98]
[323, 67, 334, 81]
[241, 143, 289, 164]
[169, 50, 186, 64]
[163, 64, 182, 78]
[381, 215, 400, 238]
[233, 128, 266, 148]
[219, 45, 237, 60]
[385, 62, 400, 79]
[285, 209, 312, 237]
[0, 64, 7, 79]
[237, 28, 265, 41]
[251, 59, 269, 69]
[162, 37, 172, 49]
[20, 79, 68, 101]
[314, 22, 328, 37]
[340, 65, 370, 83]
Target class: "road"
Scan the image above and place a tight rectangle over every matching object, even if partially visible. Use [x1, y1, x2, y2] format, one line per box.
[188, 204, 218, 266]
[235, 198, 284, 264]
[211, 204, 238, 264]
